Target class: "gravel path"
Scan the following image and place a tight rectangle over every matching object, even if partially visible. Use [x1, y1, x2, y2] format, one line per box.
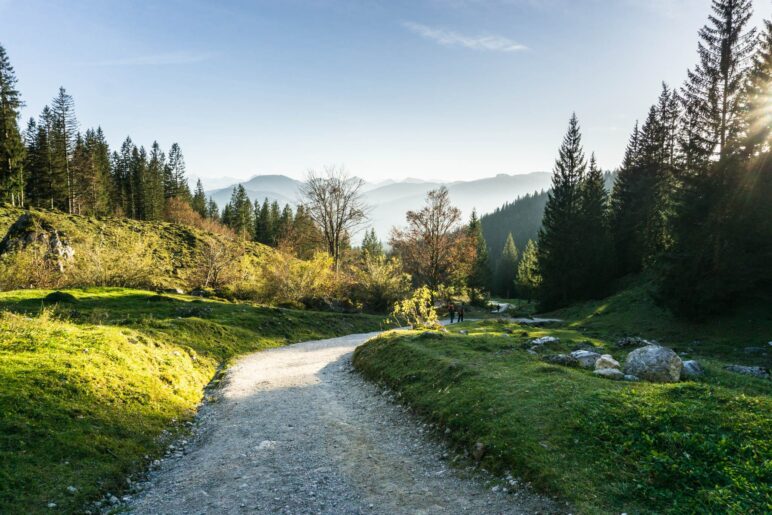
[127, 331, 562, 515]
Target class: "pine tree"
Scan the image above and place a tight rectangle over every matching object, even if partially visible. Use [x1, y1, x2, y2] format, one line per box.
[225, 185, 253, 238]
[144, 142, 165, 220]
[465, 209, 491, 298]
[743, 19, 772, 156]
[164, 143, 191, 201]
[495, 233, 518, 299]
[682, 0, 756, 160]
[255, 198, 271, 244]
[276, 203, 294, 244]
[49, 87, 78, 212]
[206, 197, 220, 221]
[537, 113, 586, 308]
[23, 117, 53, 207]
[191, 179, 207, 217]
[0, 44, 25, 206]
[269, 201, 281, 245]
[660, 0, 761, 317]
[361, 228, 384, 258]
[611, 85, 680, 275]
[578, 154, 612, 297]
[516, 239, 541, 301]
[111, 137, 135, 216]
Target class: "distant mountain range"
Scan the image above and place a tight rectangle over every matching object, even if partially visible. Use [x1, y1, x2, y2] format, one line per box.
[203, 172, 552, 243]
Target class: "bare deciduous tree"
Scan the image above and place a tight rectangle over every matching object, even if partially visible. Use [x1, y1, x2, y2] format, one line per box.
[390, 186, 466, 289]
[300, 165, 369, 271]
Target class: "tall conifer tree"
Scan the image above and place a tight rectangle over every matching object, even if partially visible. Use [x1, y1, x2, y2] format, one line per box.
[537, 113, 586, 308]
[0, 44, 25, 206]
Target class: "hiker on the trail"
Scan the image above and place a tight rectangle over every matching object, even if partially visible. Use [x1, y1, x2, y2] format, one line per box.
[458, 304, 465, 322]
[448, 303, 456, 323]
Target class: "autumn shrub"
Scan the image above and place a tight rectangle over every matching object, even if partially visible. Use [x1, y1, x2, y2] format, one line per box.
[391, 286, 439, 329]
[348, 254, 411, 313]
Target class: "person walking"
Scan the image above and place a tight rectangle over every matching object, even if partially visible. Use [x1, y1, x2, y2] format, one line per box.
[448, 303, 456, 323]
[458, 304, 465, 323]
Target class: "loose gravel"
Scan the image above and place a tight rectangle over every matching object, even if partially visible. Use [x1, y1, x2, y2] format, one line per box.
[126, 331, 563, 514]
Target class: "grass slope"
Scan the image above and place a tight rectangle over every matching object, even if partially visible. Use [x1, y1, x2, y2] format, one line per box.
[0, 207, 272, 291]
[0, 287, 387, 513]
[354, 290, 772, 514]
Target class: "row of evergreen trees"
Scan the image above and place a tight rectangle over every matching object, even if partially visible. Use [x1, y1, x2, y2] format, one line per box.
[536, 0, 772, 316]
[0, 45, 213, 221]
[219, 184, 323, 257]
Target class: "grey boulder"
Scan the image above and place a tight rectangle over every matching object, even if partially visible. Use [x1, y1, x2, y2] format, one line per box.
[543, 354, 579, 367]
[570, 350, 601, 369]
[623, 344, 683, 383]
[594, 368, 625, 380]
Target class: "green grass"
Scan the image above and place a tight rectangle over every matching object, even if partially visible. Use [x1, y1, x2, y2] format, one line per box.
[0, 287, 388, 513]
[548, 280, 771, 367]
[354, 298, 772, 514]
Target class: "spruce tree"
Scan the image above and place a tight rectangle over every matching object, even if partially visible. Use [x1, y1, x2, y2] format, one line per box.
[276, 203, 294, 244]
[682, 0, 756, 160]
[226, 185, 253, 238]
[660, 0, 760, 316]
[164, 143, 191, 201]
[144, 142, 165, 220]
[516, 239, 541, 301]
[206, 197, 220, 221]
[0, 44, 25, 206]
[537, 113, 586, 308]
[495, 233, 518, 299]
[49, 87, 78, 212]
[579, 154, 612, 297]
[361, 228, 384, 258]
[466, 209, 491, 298]
[269, 201, 281, 245]
[191, 179, 207, 217]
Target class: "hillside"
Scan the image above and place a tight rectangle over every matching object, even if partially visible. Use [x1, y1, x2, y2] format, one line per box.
[0, 207, 272, 294]
[206, 172, 552, 242]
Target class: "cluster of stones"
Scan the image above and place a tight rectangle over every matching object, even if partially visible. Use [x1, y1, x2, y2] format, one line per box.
[539, 336, 771, 382]
[540, 337, 695, 383]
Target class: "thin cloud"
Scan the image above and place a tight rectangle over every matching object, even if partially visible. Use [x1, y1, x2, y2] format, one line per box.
[402, 21, 528, 53]
[87, 51, 216, 67]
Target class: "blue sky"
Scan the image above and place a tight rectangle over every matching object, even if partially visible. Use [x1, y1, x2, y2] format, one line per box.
[1, 0, 771, 184]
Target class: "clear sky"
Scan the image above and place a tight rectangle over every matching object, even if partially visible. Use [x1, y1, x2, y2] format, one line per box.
[1, 0, 771, 184]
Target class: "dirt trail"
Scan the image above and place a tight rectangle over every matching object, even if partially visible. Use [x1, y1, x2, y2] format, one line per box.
[128, 332, 561, 514]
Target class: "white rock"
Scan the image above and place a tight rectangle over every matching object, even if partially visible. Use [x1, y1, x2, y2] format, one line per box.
[570, 350, 601, 369]
[594, 354, 620, 370]
[593, 368, 624, 380]
[530, 336, 559, 346]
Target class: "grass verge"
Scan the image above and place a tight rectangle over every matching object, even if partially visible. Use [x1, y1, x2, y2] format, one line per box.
[0, 287, 387, 513]
[353, 315, 771, 514]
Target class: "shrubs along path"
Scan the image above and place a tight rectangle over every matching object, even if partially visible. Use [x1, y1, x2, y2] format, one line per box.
[128, 332, 560, 514]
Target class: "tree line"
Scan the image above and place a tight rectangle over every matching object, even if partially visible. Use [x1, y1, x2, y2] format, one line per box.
[0, 50, 210, 222]
[533, 0, 771, 316]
